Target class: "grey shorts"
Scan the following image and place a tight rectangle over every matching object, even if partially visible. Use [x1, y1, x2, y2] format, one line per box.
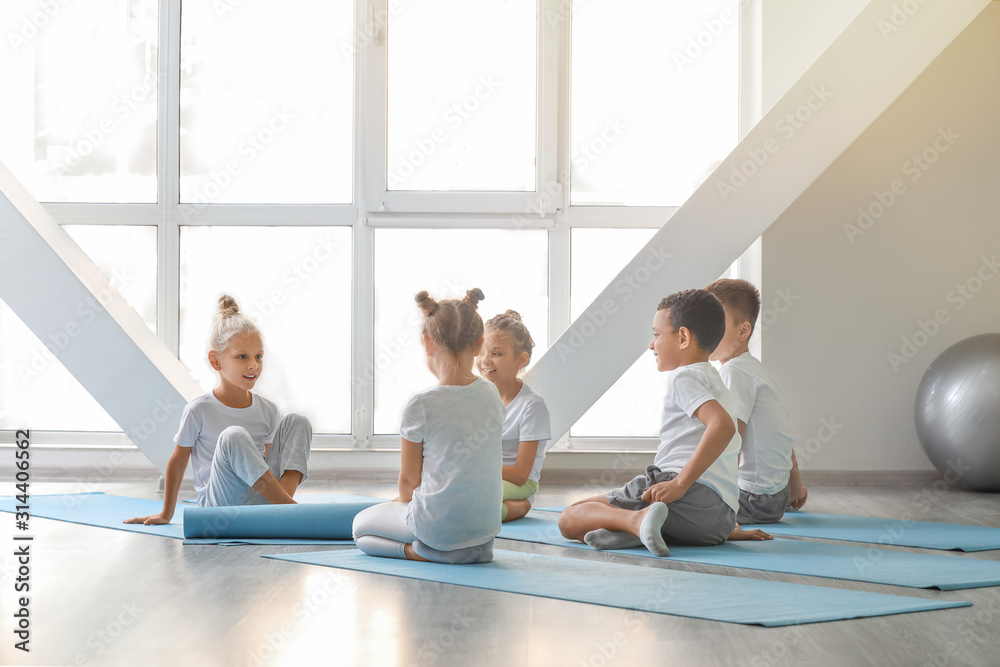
[606, 466, 736, 546]
[737, 486, 790, 525]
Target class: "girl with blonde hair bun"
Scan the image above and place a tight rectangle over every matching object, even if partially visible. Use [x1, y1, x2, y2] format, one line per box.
[126, 294, 312, 525]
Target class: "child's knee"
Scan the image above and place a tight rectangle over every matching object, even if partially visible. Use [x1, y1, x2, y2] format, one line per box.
[557, 507, 577, 537]
[218, 425, 254, 450]
[281, 412, 313, 436]
[352, 507, 372, 539]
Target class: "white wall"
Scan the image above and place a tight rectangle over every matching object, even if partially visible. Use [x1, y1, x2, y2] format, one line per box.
[761, 0, 870, 110]
[761, 4, 1000, 471]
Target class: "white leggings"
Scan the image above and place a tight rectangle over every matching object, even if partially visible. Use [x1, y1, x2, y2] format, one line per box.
[352, 502, 494, 564]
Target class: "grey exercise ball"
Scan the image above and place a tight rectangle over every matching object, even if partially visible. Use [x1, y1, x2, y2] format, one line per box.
[915, 333, 1000, 492]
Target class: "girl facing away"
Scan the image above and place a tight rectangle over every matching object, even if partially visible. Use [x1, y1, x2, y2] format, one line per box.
[477, 310, 552, 522]
[125, 295, 312, 525]
[352, 288, 504, 563]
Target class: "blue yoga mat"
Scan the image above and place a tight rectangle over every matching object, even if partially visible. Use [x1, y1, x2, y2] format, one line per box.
[0, 492, 385, 545]
[754, 512, 1000, 552]
[534, 507, 1000, 552]
[262, 548, 969, 627]
[184, 502, 376, 539]
[497, 514, 1000, 590]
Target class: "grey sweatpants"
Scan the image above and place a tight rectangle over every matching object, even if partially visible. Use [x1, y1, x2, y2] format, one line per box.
[606, 466, 736, 546]
[202, 413, 312, 507]
[737, 485, 790, 525]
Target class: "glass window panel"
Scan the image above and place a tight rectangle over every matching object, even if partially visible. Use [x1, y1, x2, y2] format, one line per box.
[64, 225, 158, 333]
[571, 0, 738, 206]
[0, 1, 158, 203]
[179, 1, 353, 204]
[374, 229, 547, 434]
[387, 0, 536, 192]
[0, 225, 157, 431]
[570, 228, 662, 437]
[179, 227, 352, 434]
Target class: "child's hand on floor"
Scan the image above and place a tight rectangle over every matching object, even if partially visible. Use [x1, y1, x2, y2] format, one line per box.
[123, 513, 171, 526]
[640, 479, 687, 505]
[788, 485, 808, 510]
[728, 525, 772, 541]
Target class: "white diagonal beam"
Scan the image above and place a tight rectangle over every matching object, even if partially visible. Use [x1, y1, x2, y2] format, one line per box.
[0, 162, 202, 472]
[526, 0, 993, 440]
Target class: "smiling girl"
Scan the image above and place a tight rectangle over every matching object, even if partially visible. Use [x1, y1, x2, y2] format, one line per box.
[126, 294, 312, 525]
[477, 310, 551, 522]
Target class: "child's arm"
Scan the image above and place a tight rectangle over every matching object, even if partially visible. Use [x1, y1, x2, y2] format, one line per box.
[502, 441, 539, 487]
[641, 400, 735, 505]
[787, 451, 808, 509]
[395, 438, 423, 502]
[736, 419, 745, 466]
[123, 445, 191, 525]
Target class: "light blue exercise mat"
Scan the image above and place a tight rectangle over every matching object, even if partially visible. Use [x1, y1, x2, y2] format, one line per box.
[0, 492, 385, 545]
[183, 502, 377, 540]
[496, 514, 1000, 591]
[753, 512, 1000, 552]
[261, 548, 969, 627]
[534, 507, 1000, 552]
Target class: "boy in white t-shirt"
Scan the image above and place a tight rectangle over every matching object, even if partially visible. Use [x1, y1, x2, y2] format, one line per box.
[706, 279, 807, 524]
[558, 289, 771, 556]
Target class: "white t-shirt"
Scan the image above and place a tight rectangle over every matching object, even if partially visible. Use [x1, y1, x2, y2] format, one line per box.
[652, 362, 741, 512]
[501, 383, 552, 484]
[719, 352, 795, 495]
[400, 378, 504, 551]
[174, 391, 280, 505]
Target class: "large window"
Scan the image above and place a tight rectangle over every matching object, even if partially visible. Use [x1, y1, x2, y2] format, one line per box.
[571, 0, 738, 205]
[0, 0, 158, 203]
[0, 1, 748, 449]
[179, 0, 354, 204]
[386, 0, 536, 192]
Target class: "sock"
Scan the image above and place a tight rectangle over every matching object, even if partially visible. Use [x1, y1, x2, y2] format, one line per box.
[584, 529, 643, 550]
[638, 502, 671, 557]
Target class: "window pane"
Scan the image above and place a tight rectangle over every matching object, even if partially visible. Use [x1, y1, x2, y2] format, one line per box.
[63, 226, 158, 333]
[179, 227, 352, 433]
[179, 1, 353, 204]
[571, 0, 738, 205]
[0, 1, 158, 203]
[570, 228, 661, 437]
[374, 229, 547, 434]
[387, 0, 536, 191]
[0, 226, 157, 431]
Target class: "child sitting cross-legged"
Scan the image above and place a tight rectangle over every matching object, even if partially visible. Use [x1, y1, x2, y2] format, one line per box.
[558, 289, 770, 556]
[706, 278, 806, 524]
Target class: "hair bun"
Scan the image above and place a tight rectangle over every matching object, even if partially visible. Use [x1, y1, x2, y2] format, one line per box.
[503, 309, 522, 321]
[464, 288, 485, 308]
[415, 290, 438, 317]
[218, 294, 240, 316]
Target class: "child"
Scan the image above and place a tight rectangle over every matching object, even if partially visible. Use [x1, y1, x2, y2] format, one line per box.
[558, 289, 767, 556]
[705, 278, 806, 524]
[477, 310, 551, 522]
[352, 288, 503, 564]
[125, 295, 311, 525]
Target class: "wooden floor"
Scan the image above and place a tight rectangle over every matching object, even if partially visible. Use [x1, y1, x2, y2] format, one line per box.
[4, 478, 1000, 667]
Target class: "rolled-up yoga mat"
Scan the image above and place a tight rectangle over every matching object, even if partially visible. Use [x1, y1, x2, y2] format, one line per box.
[183, 501, 383, 540]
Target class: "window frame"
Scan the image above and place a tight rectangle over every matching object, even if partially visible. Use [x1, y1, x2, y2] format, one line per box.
[8, 0, 761, 455]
